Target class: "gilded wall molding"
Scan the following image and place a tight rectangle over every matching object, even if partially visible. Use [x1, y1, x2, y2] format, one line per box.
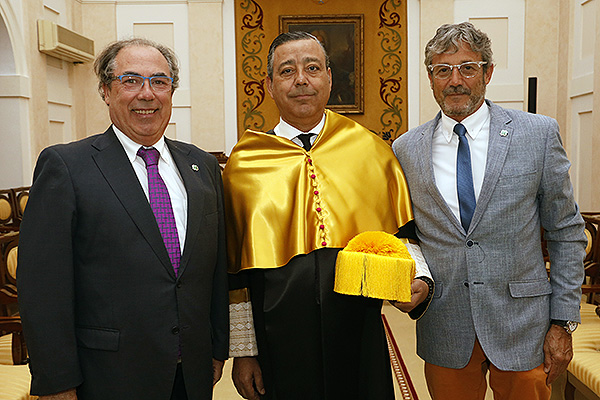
[238, 0, 267, 132]
[377, 0, 405, 145]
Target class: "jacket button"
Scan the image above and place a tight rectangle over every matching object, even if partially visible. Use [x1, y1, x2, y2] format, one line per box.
[466, 240, 474, 247]
[176, 281, 182, 288]
[464, 282, 469, 287]
[171, 326, 180, 335]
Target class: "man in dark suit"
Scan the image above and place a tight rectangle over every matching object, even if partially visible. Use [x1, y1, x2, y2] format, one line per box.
[393, 23, 585, 399]
[17, 38, 228, 400]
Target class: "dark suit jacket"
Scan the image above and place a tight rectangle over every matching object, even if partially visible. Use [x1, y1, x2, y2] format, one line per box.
[17, 127, 229, 399]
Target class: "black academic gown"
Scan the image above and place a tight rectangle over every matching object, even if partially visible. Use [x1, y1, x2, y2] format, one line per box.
[243, 247, 394, 400]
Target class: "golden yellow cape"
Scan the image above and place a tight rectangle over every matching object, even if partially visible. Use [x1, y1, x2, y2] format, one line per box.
[223, 110, 413, 273]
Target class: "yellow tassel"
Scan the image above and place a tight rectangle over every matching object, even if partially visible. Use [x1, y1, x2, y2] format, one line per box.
[344, 231, 411, 258]
[334, 232, 416, 301]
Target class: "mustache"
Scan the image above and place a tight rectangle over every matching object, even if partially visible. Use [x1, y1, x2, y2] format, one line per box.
[289, 89, 317, 98]
[443, 86, 471, 96]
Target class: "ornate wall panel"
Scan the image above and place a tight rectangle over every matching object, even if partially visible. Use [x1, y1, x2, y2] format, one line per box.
[234, 0, 408, 144]
[377, 0, 407, 144]
[236, 0, 268, 133]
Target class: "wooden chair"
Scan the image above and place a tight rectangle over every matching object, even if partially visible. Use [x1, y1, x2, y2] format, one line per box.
[0, 324, 31, 400]
[209, 152, 229, 171]
[0, 186, 30, 234]
[540, 220, 593, 272]
[0, 234, 18, 318]
[581, 213, 600, 304]
[10, 187, 29, 229]
[559, 213, 600, 400]
[582, 263, 600, 305]
[0, 190, 17, 233]
[0, 232, 27, 365]
[0, 318, 27, 365]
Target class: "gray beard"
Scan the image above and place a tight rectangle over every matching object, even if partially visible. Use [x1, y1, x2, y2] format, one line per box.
[440, 94, 484, 118]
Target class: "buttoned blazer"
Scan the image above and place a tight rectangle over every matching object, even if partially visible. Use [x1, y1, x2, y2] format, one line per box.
[17, 127, 229, 399]
[392, 100, 586, 371]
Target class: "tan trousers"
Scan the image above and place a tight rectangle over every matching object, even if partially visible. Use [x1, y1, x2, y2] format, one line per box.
[425, 340, 551, 400]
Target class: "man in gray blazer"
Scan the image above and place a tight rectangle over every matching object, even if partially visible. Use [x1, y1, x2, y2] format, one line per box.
[17, 38, 228, 400]
[392, 22, 586, 399]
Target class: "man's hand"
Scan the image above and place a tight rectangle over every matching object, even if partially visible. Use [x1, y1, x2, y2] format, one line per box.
[40, 388, 77, 400]
[232, 356, 265, 400]
[543, 324, 573, 385]
[391, 279, 429, 313]
[213, 358, 225, 386]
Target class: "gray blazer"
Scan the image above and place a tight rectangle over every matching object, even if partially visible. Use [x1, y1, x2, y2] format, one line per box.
[392, 100, 586, 371]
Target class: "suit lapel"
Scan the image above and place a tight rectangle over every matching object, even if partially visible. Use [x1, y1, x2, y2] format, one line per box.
[469, 100, 513, 233]
[418, 114, 465, 231]
[92, 127, 175, 278]
[166, 139, 206, 278]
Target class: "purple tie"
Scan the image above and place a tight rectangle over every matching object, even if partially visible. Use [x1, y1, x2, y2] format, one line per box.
[137, 147, 181, 275]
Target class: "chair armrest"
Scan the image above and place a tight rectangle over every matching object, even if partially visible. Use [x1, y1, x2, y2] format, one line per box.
[0, 285, 18, 303]
[581, 284, 600, 294]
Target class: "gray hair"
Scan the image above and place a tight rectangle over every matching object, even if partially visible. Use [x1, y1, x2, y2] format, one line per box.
[424, 22, 493, 73]
[267, 31, 330, 79]
[94, 38, 180, 100]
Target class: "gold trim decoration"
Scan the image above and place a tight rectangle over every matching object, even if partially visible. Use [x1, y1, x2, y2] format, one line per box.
[238, 0, 267, 132]
[377, 0, 407, 145]
[382, 314, 418, 399]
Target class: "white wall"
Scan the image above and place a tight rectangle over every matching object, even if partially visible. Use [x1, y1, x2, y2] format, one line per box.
[568, 0, 597, 210]
[0, 0, 31, 187]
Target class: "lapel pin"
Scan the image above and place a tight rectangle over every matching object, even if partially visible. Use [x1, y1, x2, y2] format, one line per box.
[499, 130, 509, 137]
[191, 164, 199, 171]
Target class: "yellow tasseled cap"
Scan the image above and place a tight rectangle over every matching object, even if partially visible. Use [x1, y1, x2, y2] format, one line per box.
[334, 231, 415, 301]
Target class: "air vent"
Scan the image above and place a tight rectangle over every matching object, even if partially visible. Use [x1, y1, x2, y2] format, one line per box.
[37, 20, 94, 63]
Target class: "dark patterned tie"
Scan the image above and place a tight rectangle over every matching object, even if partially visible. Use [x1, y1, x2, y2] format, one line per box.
[454, 123, 476, 232]
[297, 133, 315, 151]
[137, 147, 181, 275]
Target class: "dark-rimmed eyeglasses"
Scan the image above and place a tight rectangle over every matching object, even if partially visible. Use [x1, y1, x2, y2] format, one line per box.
[427, 61, 488, 80]
[113, 74, 174, 92]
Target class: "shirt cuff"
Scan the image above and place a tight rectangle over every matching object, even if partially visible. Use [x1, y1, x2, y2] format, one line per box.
[405, 243, 432, 280]
[409, 276, 435, 320]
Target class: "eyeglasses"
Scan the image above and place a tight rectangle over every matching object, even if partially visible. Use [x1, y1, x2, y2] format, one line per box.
[427, 61, 487, 80]
[113, 74, 174, 92]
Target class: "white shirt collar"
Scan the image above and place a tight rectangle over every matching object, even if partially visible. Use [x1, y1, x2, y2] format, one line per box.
[440, 101, 490, 143]
[274, 113, 326, 141]
[112, 124, 168, 163]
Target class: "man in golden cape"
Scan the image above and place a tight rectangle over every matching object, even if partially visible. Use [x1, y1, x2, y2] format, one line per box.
[224, 31, 433, 400]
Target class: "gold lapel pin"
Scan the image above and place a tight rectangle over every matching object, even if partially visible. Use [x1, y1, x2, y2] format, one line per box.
[499, 130, 509, 137]
[191, 164, 199, 171]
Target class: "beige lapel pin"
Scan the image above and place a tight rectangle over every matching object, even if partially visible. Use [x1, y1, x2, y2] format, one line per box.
[191, 164, 199, 171]
[499, 130, 509, 137]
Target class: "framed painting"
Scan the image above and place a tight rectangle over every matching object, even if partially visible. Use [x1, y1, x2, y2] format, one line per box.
[280, 14, 364, 114]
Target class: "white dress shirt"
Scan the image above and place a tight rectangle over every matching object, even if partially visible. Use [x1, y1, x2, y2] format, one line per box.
[113, 125, 188, 253]
[273, 114, 326, 147]
[432, 103, 490, 222]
